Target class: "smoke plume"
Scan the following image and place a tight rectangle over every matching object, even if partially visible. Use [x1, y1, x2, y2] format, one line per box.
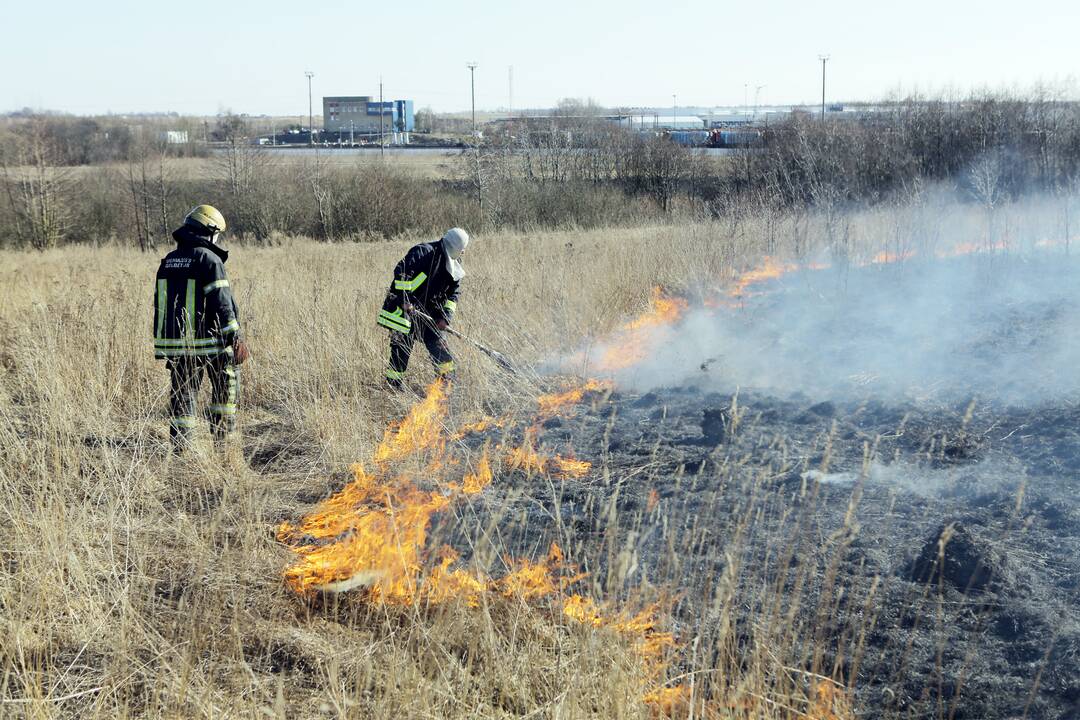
[595, 198, 1080, 406]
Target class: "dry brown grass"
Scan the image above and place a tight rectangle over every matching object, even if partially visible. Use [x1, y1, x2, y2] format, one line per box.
[0, 215, 921, 718]
[178, 150, 462, 181]
[1, 150, 464, 183]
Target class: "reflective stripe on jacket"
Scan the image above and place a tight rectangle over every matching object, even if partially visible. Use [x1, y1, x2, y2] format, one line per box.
[379, 240, 460, 333]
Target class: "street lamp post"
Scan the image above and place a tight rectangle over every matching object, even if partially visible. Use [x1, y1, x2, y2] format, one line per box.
[818, 55, 830, 121]
[466, 62, 478, 136]
[672, 94, 676, 129]
[304, 70, 315, 145]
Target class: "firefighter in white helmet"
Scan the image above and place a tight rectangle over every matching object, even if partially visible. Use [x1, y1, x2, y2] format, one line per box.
[378, 228, 468, 388]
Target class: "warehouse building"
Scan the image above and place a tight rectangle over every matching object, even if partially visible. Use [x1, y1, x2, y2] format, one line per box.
[322, 96, 414, 137]
[613, 115, 706, 130]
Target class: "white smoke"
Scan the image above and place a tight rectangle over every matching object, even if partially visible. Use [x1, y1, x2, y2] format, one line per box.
[609, 200, 1080, 405]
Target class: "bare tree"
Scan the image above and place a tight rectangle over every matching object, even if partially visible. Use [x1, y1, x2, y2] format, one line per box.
[969, 151, 1006, 252]
[627, 135, 695, 213]
[126, 130, 172, 251]
[214, 114, 281, 241]
[0, 118, 72, 250]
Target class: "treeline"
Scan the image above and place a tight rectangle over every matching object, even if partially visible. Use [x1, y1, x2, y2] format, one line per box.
[0, 113, 210, 166]
[760, 94, 1080, 207]
[480, 91, 1080, 209]
[1, 92, 1079, 250]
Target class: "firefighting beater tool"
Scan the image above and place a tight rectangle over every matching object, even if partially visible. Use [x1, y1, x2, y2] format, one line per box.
[412, 308, 517, 373]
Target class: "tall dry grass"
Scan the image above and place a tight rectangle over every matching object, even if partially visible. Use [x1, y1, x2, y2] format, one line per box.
[0, 202, 1062, 718]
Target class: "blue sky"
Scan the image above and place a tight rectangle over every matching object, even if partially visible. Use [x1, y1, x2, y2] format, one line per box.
[2, 0, 1077, 116]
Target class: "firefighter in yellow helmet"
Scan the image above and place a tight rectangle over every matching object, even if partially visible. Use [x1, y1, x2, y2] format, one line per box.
[153, 205, 250, 451]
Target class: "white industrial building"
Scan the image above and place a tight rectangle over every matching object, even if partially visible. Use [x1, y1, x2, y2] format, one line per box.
[613, 115, 706, 130]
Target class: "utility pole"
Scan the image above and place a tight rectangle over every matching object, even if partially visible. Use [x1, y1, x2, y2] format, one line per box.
[466, 62, 478, 136]
[380, 77, 385, 156]
[754, 84, 766, 119]
[818, 55, 830, 121]
[305, 71, 314, 145]
[508, 65, 513, 119]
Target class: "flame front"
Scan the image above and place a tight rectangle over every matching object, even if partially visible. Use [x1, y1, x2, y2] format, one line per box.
[373, 378, 449, 463]
[593, 287, 689, 372]
[536, 378, 613, 417]
[279, 379, 594, 602]
[277, 322, 859, 714]
[727, 256, 798, 300]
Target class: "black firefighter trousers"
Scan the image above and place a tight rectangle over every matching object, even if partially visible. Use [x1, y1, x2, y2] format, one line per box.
[166, 355, 238, 447]
[386, 323, 455, 387]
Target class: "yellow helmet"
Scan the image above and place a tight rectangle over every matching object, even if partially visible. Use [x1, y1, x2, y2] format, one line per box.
[184, 204, 227, 234]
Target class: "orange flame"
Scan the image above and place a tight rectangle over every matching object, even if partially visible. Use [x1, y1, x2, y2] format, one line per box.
[536, 378, 613, 417]
[505, 438, 591, 479]
[809, 681, 855, 720]
[870, 249, 916, 264]
[727, 256, 798, 299]
[280, 382, 593, 602]
[505, 443, 548, 475]
[595, 288, 689, 371]
[459, 449, 493, 494]
[280, 465, 452, 598]
[280, 371, 682, 707]
[551, 455, 591, 478]
[642, 685, 692, 716]
[562, 594, 682, 712]
[374, 379, 449, 463]
[498, 544, 567, 599]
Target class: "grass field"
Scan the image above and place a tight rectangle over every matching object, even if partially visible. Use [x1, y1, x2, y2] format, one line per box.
[2, 202, 1069, 718]
[0, 221, 786, 718]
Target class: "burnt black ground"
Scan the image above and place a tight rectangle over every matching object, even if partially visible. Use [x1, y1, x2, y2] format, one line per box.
[448, 384, 1080, 719]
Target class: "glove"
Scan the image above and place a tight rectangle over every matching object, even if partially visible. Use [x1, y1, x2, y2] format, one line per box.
[435, 318, 448, 331]
[233, 339, 251, 365]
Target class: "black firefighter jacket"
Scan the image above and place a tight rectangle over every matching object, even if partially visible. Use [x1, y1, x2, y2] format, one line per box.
[378, 240, 460, 334]
[153, 227, 242, 360]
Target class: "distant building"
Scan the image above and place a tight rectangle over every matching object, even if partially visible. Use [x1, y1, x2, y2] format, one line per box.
[322, 96, 414, 135]
[158, 130, 189, 144]
[613, 115, 705, 130]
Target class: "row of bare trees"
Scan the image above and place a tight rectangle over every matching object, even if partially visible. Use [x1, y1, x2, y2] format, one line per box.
[3, 92, 1080, 249]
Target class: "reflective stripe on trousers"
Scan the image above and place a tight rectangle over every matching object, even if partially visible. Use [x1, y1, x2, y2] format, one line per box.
[388, 322, 454, 381]
[166, 355, 238, 442]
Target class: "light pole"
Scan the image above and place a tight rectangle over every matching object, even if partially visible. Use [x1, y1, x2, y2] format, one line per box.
[754, 84, 766, 119]
[304, 70, 314, 145]
[466, 62, 478, 136]
[672, 94, 677, 128]
[818, 55, 830, 121]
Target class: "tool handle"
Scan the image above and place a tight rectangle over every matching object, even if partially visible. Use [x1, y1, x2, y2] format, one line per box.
[411, 308, 514, 370]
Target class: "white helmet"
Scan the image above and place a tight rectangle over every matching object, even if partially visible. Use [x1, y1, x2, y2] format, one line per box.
[441, 228, 469, 280]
